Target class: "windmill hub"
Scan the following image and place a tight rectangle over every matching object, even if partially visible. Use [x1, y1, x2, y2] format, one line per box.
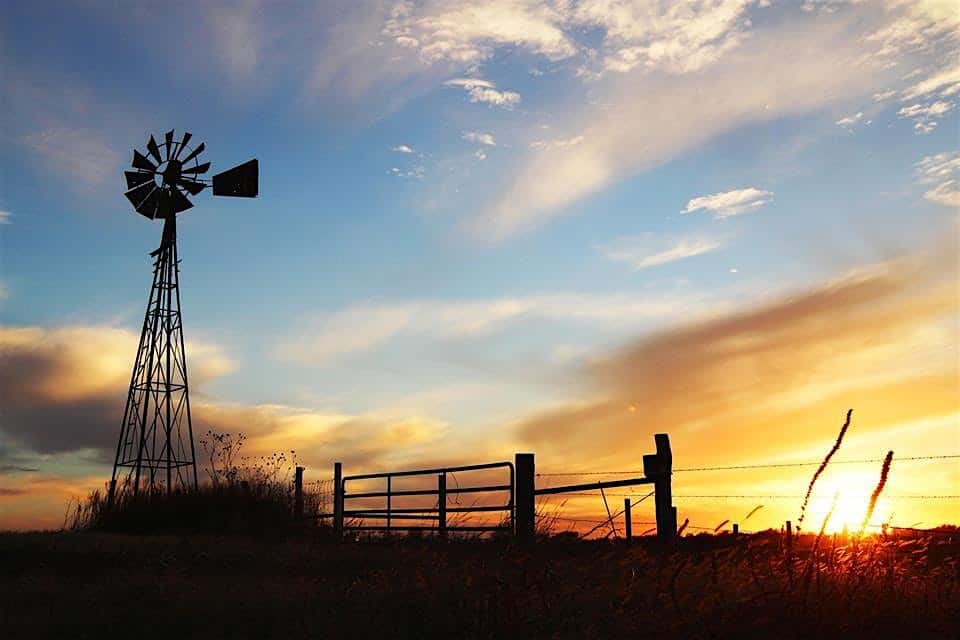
[159, 160, 182, 187]
[111, 129, 259, 500]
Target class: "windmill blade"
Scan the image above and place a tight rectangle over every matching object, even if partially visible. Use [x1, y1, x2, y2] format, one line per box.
[125, 170, 154, 190]
[124, 181, 155, 210]
[180, 142, 205, 165]
[173, 132, 193, 160]
[164, 130, 175, 159]
[132, 150, 157, 172]
[136, 185, 164, 219]
[166, 186, 194, 216]
[177, 177, 206, 195]
[212, 159, 258, 197]
[146, 136, 162, 164]
[181, 162, 210, 175]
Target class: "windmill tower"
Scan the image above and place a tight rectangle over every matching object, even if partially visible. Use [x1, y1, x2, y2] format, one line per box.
[110, 130, 258, 498]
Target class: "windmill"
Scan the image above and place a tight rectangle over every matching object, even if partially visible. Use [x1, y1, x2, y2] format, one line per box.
[110, 130, 258, 499]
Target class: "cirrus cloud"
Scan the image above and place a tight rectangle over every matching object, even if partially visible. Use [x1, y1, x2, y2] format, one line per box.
[462, 131, 496, 146]
[600, 234, 724, 270]
[444, 77, 520, 107]
[683, 187, 772, 219]
[915, 151, 960, 207]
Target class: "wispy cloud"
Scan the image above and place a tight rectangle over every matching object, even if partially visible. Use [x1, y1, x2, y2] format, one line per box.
[471, 14, 896, 239]
[388, 165, 425, 179]
[444, 78, 520, 107]
[835, 111, 864, 128]
[206, 0, 264, 81]
[384, 0, 753, 76]
[383, 1, 577, 65]
[901, 62, 960, 101]
[530, 135, 585, 150]
[462, 131, 496, 146]
[568, 0, 753, 75]
[274, 291, 716, 366]
[867, 0, 960, 61]
[0, 210, 12, 225]
[392, 144, 415, 154]
[915, 151, 960, 207]
[601, 234, 724, 270]
[683, 187, 772, 219]
[897, 101, 954, 134]
[19, 127, 123, 186]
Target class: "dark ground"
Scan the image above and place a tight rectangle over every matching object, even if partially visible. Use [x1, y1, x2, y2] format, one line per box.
[1, 531, 957, 639]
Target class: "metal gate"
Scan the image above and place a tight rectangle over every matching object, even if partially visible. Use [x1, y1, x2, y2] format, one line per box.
[338, 461, 515, 535]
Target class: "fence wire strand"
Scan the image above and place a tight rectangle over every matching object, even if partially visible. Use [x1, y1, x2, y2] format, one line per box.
[535, 453, 960, 477]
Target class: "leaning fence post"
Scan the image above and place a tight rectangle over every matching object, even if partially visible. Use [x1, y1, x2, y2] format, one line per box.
[624, 498, 633, 544]
[515, 453, 535, 543]
[294, 466, 304, 520]
[333, 461, 343, 538]
[438, 473, 447, 539]
[644, 434, 676, 544]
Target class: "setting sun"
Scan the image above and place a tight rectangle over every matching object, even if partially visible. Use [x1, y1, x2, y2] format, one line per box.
[803, 470, 892, 535]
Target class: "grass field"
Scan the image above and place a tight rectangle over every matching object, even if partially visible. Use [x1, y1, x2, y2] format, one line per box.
[2, 529, 957, 639]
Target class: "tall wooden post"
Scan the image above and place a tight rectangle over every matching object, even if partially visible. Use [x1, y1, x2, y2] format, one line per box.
[515, 453, 535, 543]
[294, 466, 304, 519]
[733, 523, 739, 536]
[785, 520, 793, 550]
[386, 476, 392, 533]
[644, 434, 676, 544]
[624, 498, 633, 544]
[438, 473, 447, 539]
[333, 461, 343, 537]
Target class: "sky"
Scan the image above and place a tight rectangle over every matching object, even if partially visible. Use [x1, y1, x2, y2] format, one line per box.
[0, 0, 958, 533]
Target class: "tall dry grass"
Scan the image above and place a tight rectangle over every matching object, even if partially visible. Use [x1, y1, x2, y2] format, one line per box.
[798, 408, 852, 532]
[859, 450, 893, 536]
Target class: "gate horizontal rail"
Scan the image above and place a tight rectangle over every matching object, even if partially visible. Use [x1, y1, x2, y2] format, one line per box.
[535, 477, 654, 496]
[345, 484, 511, 499]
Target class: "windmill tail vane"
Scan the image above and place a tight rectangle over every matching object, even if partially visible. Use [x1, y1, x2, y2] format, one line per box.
[110, 129, 258, 500]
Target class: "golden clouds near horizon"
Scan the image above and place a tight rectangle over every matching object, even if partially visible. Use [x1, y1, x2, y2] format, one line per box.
[2, 246, 958, 531]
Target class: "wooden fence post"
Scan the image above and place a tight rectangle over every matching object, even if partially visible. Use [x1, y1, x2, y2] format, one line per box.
[644, 434, 676, 544]
[515, 453, 535, 543]
[294, 466, 304, 519]
[785, 520, 793, 550]
[438, 473, 447, 539]
[333, 461, 343, 538]
[733, 523, 739, 536]
[386, 476, 392, 533]
[624, 498, 633, 544]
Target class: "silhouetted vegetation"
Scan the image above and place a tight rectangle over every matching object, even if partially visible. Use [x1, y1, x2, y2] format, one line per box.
[1, 529, 957, 638]
[64, 431, 331, 536]
[31, 421, 956, 637]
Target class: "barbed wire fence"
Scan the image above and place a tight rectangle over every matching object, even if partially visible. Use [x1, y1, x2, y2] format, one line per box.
[532, 453, 960, 539]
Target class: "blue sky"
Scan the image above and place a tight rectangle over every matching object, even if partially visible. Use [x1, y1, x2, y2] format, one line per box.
[1, 1, 958, 530]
